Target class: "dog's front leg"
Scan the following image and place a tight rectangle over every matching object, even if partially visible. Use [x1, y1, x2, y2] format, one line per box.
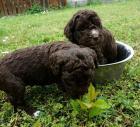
[0, 66, 25, 111]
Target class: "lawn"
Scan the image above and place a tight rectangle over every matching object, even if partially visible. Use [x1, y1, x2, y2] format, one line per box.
[0, 0, 140, 126]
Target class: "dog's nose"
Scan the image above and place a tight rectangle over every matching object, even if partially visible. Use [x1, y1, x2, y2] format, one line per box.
[91, 29, 99, 38]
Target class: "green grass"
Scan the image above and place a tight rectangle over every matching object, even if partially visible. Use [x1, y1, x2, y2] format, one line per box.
[0, 0, 140, 126]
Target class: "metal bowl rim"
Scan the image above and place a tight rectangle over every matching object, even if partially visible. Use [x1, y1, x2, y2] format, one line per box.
[98, 41, 134, 67]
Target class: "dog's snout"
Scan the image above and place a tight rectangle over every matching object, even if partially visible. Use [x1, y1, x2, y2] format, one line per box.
[91, 29, 99, 38]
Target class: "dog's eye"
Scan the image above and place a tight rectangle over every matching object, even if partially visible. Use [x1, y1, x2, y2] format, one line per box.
[78, 26, 87, 31]
[89, 25, 97, 29]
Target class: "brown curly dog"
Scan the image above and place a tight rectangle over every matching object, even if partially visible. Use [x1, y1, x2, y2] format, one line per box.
[0, 42, 97, 114]
[64, 9, 117, 64]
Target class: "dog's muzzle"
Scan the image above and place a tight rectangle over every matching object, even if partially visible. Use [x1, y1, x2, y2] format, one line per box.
[91, 29, 99, 38]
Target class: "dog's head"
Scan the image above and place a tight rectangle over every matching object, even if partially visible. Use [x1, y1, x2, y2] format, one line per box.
[64, 9, 102, 44]
[49, 47, 97, 98]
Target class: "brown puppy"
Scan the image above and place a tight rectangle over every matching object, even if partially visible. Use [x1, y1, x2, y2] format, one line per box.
[0, 42, 97, 114]
[64, 9, 117, 64]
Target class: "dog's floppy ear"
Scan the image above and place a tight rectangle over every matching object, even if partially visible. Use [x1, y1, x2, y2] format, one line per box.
[64, 14, 79, 42]
[49, 52, 67, 76]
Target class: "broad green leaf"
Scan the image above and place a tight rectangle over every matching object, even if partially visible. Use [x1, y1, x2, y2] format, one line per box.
[89, 99, 110, 118]
[78, 100, 88, 110]
[93, 99, 110, 109]
[33, 119, 41, 127]
[81, 94, 90, 103]
[78, 100, 93, 110]
[87, 83, 98, 102]
[89, 107, 105, 118]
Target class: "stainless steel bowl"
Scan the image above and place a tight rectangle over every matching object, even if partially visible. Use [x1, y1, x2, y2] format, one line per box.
[94, 41, 134, 84]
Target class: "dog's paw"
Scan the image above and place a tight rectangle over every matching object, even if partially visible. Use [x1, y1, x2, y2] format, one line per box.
[33, 110, 41, 117]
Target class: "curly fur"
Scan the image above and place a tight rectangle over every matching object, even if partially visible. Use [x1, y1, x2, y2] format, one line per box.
[0, 42, 97, 113]
[64, 9, 117, 64]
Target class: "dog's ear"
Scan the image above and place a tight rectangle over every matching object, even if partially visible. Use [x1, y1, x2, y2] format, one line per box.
[64, 14, 79, 42]
[49, 52, 67, 76]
